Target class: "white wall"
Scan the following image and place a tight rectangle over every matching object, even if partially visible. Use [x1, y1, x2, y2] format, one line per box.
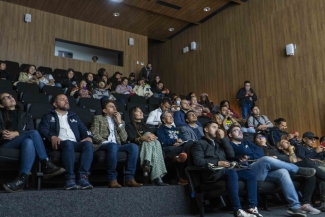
[54, 41, 120, 65]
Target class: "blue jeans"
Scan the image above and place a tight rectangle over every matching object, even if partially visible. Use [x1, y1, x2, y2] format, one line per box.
[250, 156, 300, 209]
[241, 127, 255, 133]
[39, 83, 62, 90]
[1, 130, 48, 175]
[241, 103, 252, 120]
[219, 169, 258, 212]
[58, 140, 94, 180]
[98, 142, 138, 181]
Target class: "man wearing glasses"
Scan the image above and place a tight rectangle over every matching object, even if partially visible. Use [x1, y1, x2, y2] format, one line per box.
[236, 81, 257, 120]
[228, 125, 316, 217]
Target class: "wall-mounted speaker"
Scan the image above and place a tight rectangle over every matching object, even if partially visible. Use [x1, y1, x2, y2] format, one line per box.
[129, 38, 134, 46]
[25, 14, 31, 23]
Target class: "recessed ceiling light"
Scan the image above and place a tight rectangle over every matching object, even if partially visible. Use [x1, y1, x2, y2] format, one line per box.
[113, 13, 120, 17]
[168, 28, 174, 31]
[111, 0, 123, 3]
[203, 7, 211, 12]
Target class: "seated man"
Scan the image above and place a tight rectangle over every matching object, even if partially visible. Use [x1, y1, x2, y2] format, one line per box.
[173, 99, 201, 127]
[36, 70, 62, 90]
[180, 110, 204, 141]
[152, 82, 169, 98]
[92, 79, 116, 101]
[228, 125, 315, 217]
[39, 94, 94, 190]
[191, 121, 262, 217]
[0, 61, 10, 80]
[214, 105, 254, 133]
[247, 105, 273, 131]
[90, 100, 142, 188]
[146, 98, 173, 126]
[133, 77, 153, 98]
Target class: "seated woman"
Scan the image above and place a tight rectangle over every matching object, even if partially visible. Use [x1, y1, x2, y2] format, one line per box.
[70, 79, 92, 99]
[98, 75, 113, 91]
[0, 93, 65, 193]
[199, 93, 213, 111]
[171, 96, 181, 113]
[115, 77, 133, 95]
[189, 96, 210, 117]
[85, 73, 98, 91]
[13, 65, 39, 86]
[269, 118, 300, 146]
[125, 106, 168, 186]
[220, 100, 239, 119]
[60, 68, 77, 89]
[92, 79, 116, 101]
[186, 92, 195, 101]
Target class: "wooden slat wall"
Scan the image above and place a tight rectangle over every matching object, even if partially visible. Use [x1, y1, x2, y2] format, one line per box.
[150, 0, 325, 138]
[0, 1, 147, 77]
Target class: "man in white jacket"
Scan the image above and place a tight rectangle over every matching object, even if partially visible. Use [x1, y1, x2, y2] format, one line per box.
[146, 98, 174, 126]
[133, 77, 153, 98]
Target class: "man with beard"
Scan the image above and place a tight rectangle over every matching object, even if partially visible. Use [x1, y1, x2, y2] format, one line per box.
[191, 121, 262, 217]
[39, 94, 94, 190]
[247, 105, 273, 131]
[174, 99, 201, 127]
[228, 125, 315, 217]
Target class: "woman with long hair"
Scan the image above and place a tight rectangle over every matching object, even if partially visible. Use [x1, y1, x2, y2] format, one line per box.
[0, 93, 64, 193]
[199, 93, 213, 111]
[125, 107, 168, 186]
[60, 68, 77, 89]
[84, 73, 98, 91]
[13, 65, 39, 86]
[220, 100, 239, 119]
[70, 79, 92, 98]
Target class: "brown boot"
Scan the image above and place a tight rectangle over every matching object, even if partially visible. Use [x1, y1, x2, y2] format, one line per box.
[124, 179, 143, 187]
[108, 180, 122, 188]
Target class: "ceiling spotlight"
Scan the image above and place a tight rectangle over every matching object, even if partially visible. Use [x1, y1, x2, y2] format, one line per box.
[113, 13, 120, 17]
[168, 28, 174, 31]
[111, 0, 124, 3]
[203, 7, 211, 12]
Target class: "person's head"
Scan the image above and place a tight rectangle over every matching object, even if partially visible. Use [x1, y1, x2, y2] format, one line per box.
[277, 139, 291, 151]
[254, 131, 267, 146]
[92, 56, 98, 62]
[129, 106, 144, 121]
[250, 105, 260, 116]
[27, 65, 36, 75]
[66, 68, 75, 79]
[101, 100, 117, 117]
[129, 72, 135, 80]
[114, 71, 122, 79]
[274, 118, 287, 130]
[159, 98, 171, 112]
[200, 93, 208, 102]
[155, 76, 160, 82]
[87, 73, 93, 81]
[203, 120, 219, 139]
[160, 111, 173, 125]
[101, 75, 108, 83]
[180, 99, 190, 111]
[302, 132, 319, 148]
[35, 70, 44, 79]
[98, 79, 106, 89]
[138, 77, 145, 85]
[157, 82, 163, 90]
[185, 111, 197, 124]
[0, 61, 6, 70]
[147, 63, 152, 68]
[244, 80, 251, 90]
[52, 94, 70, 111]
[219, 105, 229, 116]
[79, 79, 87, 88]
[0, 93, 16, 110]
[220, 100, 230, 108]
[190, 96, 197, 105]
[175, 97, 181, 105]
[98, 68, 107, 77]
[186, 92, 196, 100]
[227, 125, 243, 142]
[121, 77, 128, 86]
[320, 136, 325, 144]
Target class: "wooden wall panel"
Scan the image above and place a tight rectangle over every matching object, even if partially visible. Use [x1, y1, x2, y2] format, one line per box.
[0, 1, 147, 77]
[150, 0, 325, 138]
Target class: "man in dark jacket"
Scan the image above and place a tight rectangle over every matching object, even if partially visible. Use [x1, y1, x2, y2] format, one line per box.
[236, 81, 257, 120]
[174, 99, 201, 127]
[191, 120, 261, 217]
[39, 94, 94, 190]
[139, 63, 153, 84]
[0, 61, 11, 80]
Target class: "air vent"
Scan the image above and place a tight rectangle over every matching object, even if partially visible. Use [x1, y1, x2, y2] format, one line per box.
[156, 0, 181, 10]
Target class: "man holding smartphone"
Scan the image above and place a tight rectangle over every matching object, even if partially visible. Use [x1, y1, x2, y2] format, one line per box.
[236, 81, 257, 120]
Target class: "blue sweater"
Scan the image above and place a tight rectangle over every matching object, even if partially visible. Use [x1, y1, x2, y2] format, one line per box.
[173, 110, 202, 127]
[157, 124, 186, 147]
[230, 140, 264, 161]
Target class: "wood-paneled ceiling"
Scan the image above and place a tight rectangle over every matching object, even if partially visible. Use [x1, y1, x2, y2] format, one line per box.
[1, 0, 245, 41]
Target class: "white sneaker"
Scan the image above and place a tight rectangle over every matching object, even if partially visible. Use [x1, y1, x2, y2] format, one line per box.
[235, 209, 255, 217]
[301, 204, 321, 214]
[247, 207, 263, 217]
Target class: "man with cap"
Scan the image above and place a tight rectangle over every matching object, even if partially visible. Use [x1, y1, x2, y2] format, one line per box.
[295, 131, 325, 211]
[0, 61, 11, 80]
[133, 77, 153, 98]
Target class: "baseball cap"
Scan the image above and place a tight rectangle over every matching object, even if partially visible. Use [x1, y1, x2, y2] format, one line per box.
[302, 132, 319, 140]
[254, 131, 267, 139]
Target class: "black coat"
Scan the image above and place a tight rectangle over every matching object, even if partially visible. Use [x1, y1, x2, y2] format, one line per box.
[139, 67, 153, 83]
[236, 87, 257, 107]
[191, 137, 234, 182]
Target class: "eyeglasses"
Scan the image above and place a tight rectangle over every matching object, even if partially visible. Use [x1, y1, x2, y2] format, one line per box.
[232, 129, 242, 133]
[1, 95, 12, 101]
[188, 113, 197, 117]
[256, 136, 265, 139]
